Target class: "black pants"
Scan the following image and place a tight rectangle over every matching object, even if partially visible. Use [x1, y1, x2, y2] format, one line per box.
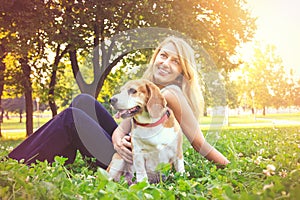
[8, 94, 117, 169]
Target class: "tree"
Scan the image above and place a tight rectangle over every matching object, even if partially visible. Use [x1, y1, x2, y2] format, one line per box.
[48, 0, 255, 97]
[0, 0, 53, 135]
[0, 45, 5, 137]
[234, 43, 292, 115]
[1, 0, 256, 135]
[293, 79, 300, 107]
[47, 44, 71, 117]
[33, 58, 80, 112]
[1, 97, 25, 122]
[285, 69, 299, 109]
[98, 50, 150, 111]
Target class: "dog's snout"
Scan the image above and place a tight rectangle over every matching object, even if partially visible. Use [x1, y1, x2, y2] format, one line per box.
[110, 97, 118, 105]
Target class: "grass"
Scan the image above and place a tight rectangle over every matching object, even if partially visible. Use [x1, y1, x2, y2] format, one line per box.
[1, 112, 300, 129]
[202, 112, 300, 124]
[0, 115, 50, 130]
[1, 112, 300, 140]
[0, 126, 300, 199]
[257, 113, 300, 121]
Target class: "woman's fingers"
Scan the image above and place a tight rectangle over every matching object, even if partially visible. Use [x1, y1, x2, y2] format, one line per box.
[120, 147, 133, 164]
[122, 135, 132, 150]
[114, 135, 133, 164]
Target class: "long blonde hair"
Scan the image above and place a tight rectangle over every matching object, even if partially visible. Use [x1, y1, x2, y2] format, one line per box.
[143, 36, 204, 119]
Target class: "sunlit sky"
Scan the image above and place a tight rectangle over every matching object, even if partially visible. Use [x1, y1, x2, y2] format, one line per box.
[244, 0, 300, 79]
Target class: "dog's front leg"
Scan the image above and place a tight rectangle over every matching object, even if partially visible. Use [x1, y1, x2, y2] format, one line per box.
[107, 153, 126, 182]
[174, 157, 185, 173]
[133, 154, 148, 182]
[174, 145, 185, 173]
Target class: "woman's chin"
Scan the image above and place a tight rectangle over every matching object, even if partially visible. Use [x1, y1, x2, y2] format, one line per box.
[153, 76, 167, 85]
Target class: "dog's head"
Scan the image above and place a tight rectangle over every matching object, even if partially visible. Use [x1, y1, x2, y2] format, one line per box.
[110, 79, 167, 120]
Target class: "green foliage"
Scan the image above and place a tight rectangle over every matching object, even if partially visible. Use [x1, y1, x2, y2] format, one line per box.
[98, 50, 150, 110]
[32, 61, 80, 110]
[233, 42, 300, 111]
[1, 127, 300, 199]
[2, 53, 23, 98]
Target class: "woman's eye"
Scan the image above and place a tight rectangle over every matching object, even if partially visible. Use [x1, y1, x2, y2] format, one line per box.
[128, 88, 137, 94]
[160, 53, 167, 58]
[173, 59, 180, 65]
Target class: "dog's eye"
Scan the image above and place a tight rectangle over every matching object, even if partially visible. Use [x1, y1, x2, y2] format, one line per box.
[128, 88, 137, 94]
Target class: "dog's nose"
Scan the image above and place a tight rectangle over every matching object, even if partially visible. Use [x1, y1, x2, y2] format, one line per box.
[110, 97, 118, 106]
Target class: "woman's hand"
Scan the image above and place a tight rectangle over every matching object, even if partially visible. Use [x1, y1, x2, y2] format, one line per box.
[113, 134, 133, 164]
[111, 119, 133, 164]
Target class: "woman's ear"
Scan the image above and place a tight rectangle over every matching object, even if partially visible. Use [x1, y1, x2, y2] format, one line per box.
[146, 82, 167, 118]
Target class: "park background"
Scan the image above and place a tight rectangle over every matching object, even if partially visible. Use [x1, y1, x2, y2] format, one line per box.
[0, 0, 300, 199]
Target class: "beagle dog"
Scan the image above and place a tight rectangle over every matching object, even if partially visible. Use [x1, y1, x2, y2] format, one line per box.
[107, 79, 185, 183]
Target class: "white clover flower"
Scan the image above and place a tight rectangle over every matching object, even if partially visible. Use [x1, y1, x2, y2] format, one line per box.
[258, 148, 265, 155]
[254, 156, 262, 165]
[263, 164, 276, 176]
[267, 164, 276, 171]
[279, 169, 288, 178]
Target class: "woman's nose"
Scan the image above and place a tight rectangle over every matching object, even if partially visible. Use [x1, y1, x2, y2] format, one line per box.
[161, 58, 171, 67]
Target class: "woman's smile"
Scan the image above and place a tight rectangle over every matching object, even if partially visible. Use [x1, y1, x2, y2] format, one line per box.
[157, 66, 170, 76]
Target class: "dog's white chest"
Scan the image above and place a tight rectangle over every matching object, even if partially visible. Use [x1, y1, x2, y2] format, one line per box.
[132, 125, 178, 151]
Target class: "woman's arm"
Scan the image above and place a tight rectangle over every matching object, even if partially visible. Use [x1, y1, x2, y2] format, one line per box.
[162, 86, 229, 166]
[112, 118, 133, 164]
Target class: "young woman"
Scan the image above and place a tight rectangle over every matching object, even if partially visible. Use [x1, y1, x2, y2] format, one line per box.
[8, 36, 229, 169]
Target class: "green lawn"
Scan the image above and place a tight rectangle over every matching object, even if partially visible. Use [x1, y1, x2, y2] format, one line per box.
[0, 116, 50, 130]
[1, 126, 300, 199]
[202, 112, 300, 124]
[1, 112, 300, 140]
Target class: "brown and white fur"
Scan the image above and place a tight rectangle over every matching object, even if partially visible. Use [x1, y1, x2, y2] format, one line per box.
[107, 79, 185, 183]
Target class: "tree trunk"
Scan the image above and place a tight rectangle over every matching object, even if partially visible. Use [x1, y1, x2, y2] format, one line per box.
[0, 107, 3, 123]
[69, 12, 129, 98]
[263, 106, 266, 116]
[0, 102, 2, 138]
[69, 49, 97, 97]
[0, 54, 6, 137]
[19, 110, 23, 123]
[20, 58, 33, 136]
[48, 44, 70, 117]
[203, 103, 208, 117]
[48, 75, 58, 117]
[49, 62, 58, 117]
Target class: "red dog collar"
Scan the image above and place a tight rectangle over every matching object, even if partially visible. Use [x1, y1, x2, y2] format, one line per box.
[133, 109, 170, 128]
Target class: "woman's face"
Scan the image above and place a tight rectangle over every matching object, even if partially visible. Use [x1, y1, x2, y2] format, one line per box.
[153, 42, 183, 86]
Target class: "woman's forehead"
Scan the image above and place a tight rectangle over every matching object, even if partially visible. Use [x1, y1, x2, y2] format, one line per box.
[160, 42, 179, 58]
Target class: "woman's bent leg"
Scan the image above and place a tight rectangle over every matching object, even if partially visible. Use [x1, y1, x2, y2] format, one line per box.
[71, 93, 118, 136]
[8, 107, 116, 168]
[8, 108, 78, 165]
[70, 107, 116, 168]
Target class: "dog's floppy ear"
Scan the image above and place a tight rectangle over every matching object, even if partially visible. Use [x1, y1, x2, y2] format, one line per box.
[146, 82, 166, 118]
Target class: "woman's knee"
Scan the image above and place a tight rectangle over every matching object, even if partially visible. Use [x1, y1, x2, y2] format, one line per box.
[64, 107, 85, 118]
[71, 93, 95, 107]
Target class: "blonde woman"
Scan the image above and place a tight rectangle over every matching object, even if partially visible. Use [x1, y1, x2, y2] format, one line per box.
[9, 36, 229, 169]
[114, 36, 229, 165]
